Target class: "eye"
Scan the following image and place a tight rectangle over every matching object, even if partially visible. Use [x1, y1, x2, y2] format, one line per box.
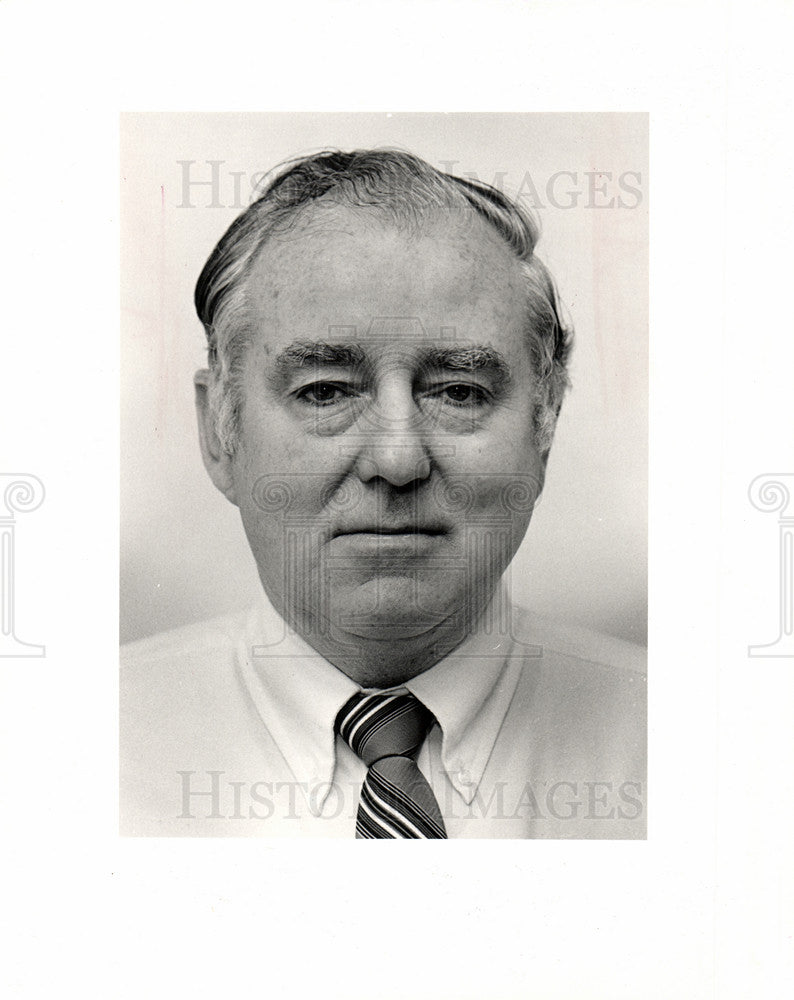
[295, 382, 353, 407]
[436, 383, 489, 407]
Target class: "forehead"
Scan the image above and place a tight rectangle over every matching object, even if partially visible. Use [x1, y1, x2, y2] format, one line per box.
[243, 204, 528, 354]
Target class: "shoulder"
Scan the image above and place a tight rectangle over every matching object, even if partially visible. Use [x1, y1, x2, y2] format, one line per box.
[121, 608, 251, 669]
[120, 609, 261, 754]
[507, 605, 646, 775]
[120, 607, 263, 834]
[120, 608, 256, 743]
[513, 607, 646, 717]
[120, 608, 254, 736]
[510, 605, 646, 678]
[513, 606, 646, 673]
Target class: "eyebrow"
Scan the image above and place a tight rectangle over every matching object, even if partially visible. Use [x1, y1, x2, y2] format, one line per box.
[273, 342, 367, 371]
[270, 340, 513, 391]
[420, 346, 513, 390]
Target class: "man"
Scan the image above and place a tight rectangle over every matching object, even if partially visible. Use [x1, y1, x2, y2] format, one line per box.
[120, 149, 646, 838]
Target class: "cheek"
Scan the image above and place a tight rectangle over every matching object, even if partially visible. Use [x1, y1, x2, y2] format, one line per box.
[472, 474, 541, 529]
[234, 412, 327, 506]
[436, 429, 543, 557]
[237, 452, 351, 551]
[447, 419, 543, 503]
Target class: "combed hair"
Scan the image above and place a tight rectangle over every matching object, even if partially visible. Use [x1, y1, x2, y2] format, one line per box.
[194, 148, 573, 455]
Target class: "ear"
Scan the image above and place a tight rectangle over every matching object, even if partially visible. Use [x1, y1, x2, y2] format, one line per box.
[531, 455, 547, 510]
[194, 369, 239, 506]
[539, 445, 550, 480]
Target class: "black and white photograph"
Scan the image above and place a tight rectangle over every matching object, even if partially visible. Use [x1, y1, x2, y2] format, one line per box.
[120, 113, 648, 838]
[2, 1, 792, 997]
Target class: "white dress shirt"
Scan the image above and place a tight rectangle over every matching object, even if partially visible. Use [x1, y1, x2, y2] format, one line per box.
[121, 590, 646, 839]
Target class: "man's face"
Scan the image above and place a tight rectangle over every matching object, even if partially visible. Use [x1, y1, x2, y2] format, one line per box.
[218, 206, 546, 648]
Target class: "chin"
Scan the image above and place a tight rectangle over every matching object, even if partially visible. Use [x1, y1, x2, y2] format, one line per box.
[329, 577, 457, 640]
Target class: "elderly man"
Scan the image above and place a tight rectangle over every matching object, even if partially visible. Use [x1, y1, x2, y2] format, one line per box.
[121, 149, 645, 838]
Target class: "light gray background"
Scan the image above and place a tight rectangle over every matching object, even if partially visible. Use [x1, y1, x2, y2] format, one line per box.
[120, 112, 648, 645]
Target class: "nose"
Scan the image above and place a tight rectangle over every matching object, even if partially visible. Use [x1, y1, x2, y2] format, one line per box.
[353, 382, 432, 488]
[355, 438, 431, 487]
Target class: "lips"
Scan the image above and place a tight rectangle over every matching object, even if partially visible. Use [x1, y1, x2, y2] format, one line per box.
[329, 526, 448, 558]
[332, 525, 448, 537]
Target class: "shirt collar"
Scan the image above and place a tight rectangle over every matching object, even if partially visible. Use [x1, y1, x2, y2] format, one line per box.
[238, 595, 359, 812]
[406, 619, 522, 805]
[237, 588, 521, 813]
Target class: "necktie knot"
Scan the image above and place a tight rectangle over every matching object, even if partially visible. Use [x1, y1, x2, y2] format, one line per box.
[335, 691, 435, 767]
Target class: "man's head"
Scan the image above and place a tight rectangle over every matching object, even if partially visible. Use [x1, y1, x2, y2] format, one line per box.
[193, 150, 572, 683]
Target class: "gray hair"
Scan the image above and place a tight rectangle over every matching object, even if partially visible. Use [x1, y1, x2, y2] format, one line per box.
[194, 148, 573, 456]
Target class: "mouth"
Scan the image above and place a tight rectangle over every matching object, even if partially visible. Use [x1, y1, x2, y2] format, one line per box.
[332, 526, 448, 538]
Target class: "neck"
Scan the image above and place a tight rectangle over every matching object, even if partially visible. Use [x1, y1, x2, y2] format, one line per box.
[265, 586, 504, 688]
[324, 619, 469, 688]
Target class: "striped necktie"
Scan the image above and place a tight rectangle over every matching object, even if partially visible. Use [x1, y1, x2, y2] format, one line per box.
[336, 691, 447, 839]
